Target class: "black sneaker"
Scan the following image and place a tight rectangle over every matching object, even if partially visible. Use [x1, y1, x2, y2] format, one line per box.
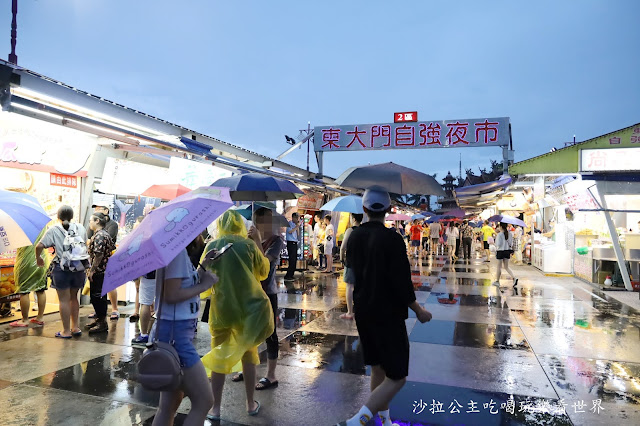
[85, 320, 99, 329]
[88, 321, 108, 334]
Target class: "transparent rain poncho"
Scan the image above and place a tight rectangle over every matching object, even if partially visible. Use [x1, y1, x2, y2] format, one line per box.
[200, 210, 274, 375]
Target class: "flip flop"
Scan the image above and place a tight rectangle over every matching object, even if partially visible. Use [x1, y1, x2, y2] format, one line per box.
[339, 313, 354, 320]
[255, 377, 279, 390]
[231, 373, 244, 382]
[110, 312, 119, 321]
[71, 329, 82, 337]
[88, 312, 96, 319]
[30, 319, 45, 326]
[206, 413, 221, 421]
[9, 321, 28, 327]
[248, 400, 261, 416]
[55, 331, 72, 339]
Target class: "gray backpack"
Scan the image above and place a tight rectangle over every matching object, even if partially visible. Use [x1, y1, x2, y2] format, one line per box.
[58, 225, 89, 271]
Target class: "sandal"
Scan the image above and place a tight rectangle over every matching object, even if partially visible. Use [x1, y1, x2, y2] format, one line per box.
[110, 312, 119, 321]
[88, 312, 96, 319]
[9, 321, 28, 327]
[55, 331, 72, 339]
[71, 329, 82, 337]
[206, 413, 221, 421]
[231, 373, 244, 382]
[339, 313, 354, 320]
[30, 319, 45, 326]
[248, 400, 261, 416]
[255, 377, 279, 390]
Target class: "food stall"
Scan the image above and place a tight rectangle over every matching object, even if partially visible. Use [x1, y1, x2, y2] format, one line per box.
[510, 123, 640, 290]
[570, 177, 640, 288]
[0, 111, 97, 321]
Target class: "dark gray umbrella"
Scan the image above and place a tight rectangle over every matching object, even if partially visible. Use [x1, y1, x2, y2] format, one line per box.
[335, 162, 445, 196]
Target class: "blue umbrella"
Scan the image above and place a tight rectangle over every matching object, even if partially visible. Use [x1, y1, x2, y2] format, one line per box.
[320, 195, 363, 214]
[0, 190, 52, 253]
[212, 173, 304, 201]
[489, 214, 526, 227]
[411, 214, 426, 220]
[427, 215, 443, 223]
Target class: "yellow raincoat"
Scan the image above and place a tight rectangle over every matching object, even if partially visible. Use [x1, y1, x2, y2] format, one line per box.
[200, 210, 274, 375]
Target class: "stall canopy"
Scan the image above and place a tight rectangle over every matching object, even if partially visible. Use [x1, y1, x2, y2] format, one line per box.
[454, 176, 512, 210]
[0, 60, 358, 197]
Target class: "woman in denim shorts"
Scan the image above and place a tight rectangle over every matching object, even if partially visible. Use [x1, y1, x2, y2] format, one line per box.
[36, 206, 87, 339]
[151, 240, 218, 426]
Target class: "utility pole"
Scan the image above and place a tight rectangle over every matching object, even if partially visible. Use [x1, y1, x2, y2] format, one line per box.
[301, 121, 311, 173]
[8, 0, 18, 64]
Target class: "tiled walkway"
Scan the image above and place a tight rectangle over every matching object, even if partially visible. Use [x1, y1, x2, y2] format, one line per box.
[1, 254, 640, 425]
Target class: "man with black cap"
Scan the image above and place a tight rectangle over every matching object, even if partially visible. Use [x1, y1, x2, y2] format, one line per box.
[339, 188, 432, 426]
[87, 205, 120, 320]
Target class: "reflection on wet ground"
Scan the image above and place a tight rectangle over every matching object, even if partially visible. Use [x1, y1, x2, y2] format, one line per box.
[277, 331, 370, 376]
[410, 319, 531, 350]
[3, 253, 640, 425]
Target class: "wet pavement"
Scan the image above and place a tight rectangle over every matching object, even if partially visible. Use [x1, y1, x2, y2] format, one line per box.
[1, 253, 640, 425]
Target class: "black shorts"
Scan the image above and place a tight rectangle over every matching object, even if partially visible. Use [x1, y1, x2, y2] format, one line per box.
[483, 241, 490, 249]
[496, 250, 512, 260]
[355, 317, 409, 380]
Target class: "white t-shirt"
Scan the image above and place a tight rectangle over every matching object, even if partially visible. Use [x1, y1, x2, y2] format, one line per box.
[429, 222, 441, 238]
[445, 227, 459, 245]
[324, 224, 335, 249]
[313, 222, 321, 245]
[495, 231, 514, 251]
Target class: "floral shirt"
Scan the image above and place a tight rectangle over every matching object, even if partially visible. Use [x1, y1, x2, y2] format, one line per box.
[461, 224, 474, 239]
[88, 229, 115, 274]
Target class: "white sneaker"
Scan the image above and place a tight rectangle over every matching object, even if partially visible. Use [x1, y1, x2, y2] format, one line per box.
[492, 281, 500, 286]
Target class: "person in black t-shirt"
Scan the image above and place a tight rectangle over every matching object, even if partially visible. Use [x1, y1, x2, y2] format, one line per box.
[338, 189, 432, 426]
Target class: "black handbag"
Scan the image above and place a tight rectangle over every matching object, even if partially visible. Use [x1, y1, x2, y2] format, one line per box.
[137, 268, 183, 391]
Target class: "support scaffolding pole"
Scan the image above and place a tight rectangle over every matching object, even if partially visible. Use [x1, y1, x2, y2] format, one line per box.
[594, 181, 632, 291]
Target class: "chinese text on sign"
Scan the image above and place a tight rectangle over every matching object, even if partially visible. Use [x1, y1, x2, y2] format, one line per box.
[314, 117, 510, 152]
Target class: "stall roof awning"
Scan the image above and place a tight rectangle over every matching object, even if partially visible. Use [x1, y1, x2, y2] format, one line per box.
[0, 60, 363, 196]
[0, 59, 348, 188]
[509, 122, 640, 175]
[454, 176, 512, 197]
[179, 136, 213, 156]
[454, 177, 512, 210]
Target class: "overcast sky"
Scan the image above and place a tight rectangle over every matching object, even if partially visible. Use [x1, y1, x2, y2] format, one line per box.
[5, 0, 640, 181]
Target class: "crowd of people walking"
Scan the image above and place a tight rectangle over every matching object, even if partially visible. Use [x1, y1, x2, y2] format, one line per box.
[10, 191, 527, 425]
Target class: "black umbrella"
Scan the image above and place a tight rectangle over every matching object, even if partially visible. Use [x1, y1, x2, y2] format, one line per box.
[335, 162, 445, 196]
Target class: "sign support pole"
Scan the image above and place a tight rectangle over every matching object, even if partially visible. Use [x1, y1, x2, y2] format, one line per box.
[317, 151, 324, 179]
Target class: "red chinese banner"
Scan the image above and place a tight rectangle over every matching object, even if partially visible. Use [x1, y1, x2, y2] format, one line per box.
[50, 173, 78, 188]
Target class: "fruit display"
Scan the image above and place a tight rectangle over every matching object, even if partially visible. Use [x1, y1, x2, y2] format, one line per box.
[0, 267, 17, 297]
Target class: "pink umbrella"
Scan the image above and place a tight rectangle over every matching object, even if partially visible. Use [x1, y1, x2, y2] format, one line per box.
[386, 213, 411, 221]
[102, 186, 233, 295]
[142, 184, 192, 200]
